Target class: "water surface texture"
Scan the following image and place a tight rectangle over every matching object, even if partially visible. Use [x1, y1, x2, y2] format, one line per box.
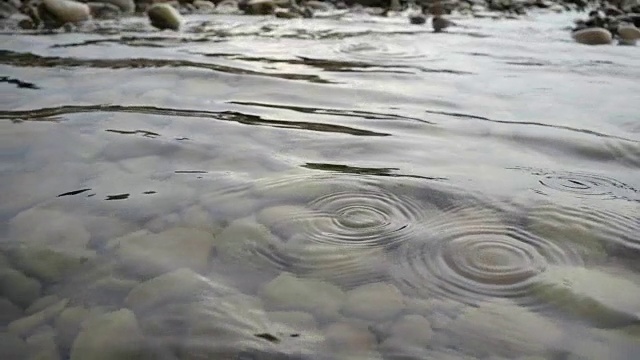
[1, 11, 640, 360]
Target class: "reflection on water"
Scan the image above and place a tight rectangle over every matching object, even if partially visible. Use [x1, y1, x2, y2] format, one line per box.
[1, 10, 640, 360]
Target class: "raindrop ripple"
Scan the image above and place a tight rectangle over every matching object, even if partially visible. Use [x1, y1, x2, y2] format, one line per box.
[392, 205, 584, 308]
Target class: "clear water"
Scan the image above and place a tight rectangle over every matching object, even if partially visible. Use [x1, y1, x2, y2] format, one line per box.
[1, 10, 639, 360]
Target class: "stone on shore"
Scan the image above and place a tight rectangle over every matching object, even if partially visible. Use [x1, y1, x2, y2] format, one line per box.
[147, 3, 182, 31]
[572, 27, 613, 45]
[40, 0, 91, 26]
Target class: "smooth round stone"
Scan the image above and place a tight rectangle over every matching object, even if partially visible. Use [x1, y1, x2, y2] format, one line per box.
[25, 326, 60, 360]
[125, 268, 209, 311]
[213, 218, 282, 266]
[572, 27, 613, 45]
[389, 314, 433, 345]
[260, 272, 345, 320]
[147, 3, 182, 31]
[0, 298, 23, 325]
[97, 0, 134, 13]
[114, 227, 215, 277]
[41, 0, 91, 25]
[25, 295, 61, 316]
[0, 332, 28, 360]
[0, 269, 42, 309]
[444, 299, 563, 358]
[342, 283, 404, 321]
[532, 266, 640, 326]
[9, 246, 88, 284]
[8, 208, 92, 258]
[323, 322, 377, 354]
[8, 299, 68, 338]
[54, 306, 92, 351]
[618, 24, 640, 45]
[70, 309, 145, 360]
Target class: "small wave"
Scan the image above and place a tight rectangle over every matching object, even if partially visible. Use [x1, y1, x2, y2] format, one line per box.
[391, 205, 584, 308]
[334, 39, 427, 62]
[538, 172, 638, 200]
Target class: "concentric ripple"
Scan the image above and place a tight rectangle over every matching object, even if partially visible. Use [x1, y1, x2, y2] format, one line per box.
[391, 205, 584, 308]
[334, 39, 427, 62]
[301, 190, 427, 248]
[537, 171, 638, 201]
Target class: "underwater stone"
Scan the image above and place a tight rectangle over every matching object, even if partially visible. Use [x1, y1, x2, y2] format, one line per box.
[444, 299, 563, 358]
[8, 208, 91, 258]
[9, 246, 88, 284]
[70, 309, 145, 360]
[341, 282, 404, 321]
[213, 218, 282, 267]
[0, 297, 23, 325]
[0, 332, 28, 360]
[388, 314, 433, 345]
[0, 268, 42, 309]
[125, 268, 208, 311]
[260, 272, 345, 320]
[115, 227, 214, 277]
[25, 326, 60, 360]
[323, 322, 377, 355]
[147, 3, 182, 31]
[25, 295, 61, 316]
[532, 266, 640, 326]
[54, 306, 92, 352]
[8, 299, 68, 338]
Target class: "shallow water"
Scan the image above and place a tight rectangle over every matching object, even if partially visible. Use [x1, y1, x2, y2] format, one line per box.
[1, 10, 640, 360]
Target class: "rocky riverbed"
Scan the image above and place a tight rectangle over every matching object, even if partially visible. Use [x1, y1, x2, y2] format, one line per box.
[2, 0, 640, 44]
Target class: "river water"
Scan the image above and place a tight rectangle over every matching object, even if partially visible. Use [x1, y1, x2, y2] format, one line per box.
[1, 10, 640, 360]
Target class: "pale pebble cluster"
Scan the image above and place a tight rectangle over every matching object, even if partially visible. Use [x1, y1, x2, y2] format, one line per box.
[2, 182, 640, 360]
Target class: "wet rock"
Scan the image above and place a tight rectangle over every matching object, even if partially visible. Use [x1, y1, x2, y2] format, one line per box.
[54, 306, 92, 352]
[0, 332, 28, 360]
[274, 8, 301, 18]
[84, 276, 139, 305]
[617, 23, 640, 45]
[213, 218, 283, 268]
[243, 0, 276, 14]
[9, 208, 92, 258]
[113, 227, 214, 277]
[93, 0, 134, 13]
[8, 246, 88, 284]
[86, 2, 121, 19]
[25, 295, 61, 316]
[572, 27, 613, 45]
[323, 322, 377, 356]
[341, 282, 404, 321]
[443, 299, 563, 358]
[25, 326, 60, 360]
[0, 0, 21, 19]
[532, 266, 640, 326]
[214, 0, 240, 13]
[147, 3, 182, 30]
[125, 268, 209, 311]
[180, 205, 222, 234]
[388, 314, 433, 345]
[432, 16, 455, 32]
[8, 298, 68, 338]
[0, 268, 42, 309]
[260, 272, 345, 320]
[192, 0, 216, 12]
[69, 309, 145, 360]
[409, 14, 426, 25]
[0, 297, 23, 325]
[39, 0, 91, 27]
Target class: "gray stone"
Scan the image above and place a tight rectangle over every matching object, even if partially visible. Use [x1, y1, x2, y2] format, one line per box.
[260, 272, 345, 320]
[54, 306, 92, 351]
[0, 268, 42, 309]
[9, 246, 88, 284]
[0, 297, 23, 325]
[342, 282, 404, 321]
[532, 266, 640, 326]
[125, 268, 209, 311]
[25, 326, 60, 360]
[147, 3, 182, 31]
[25, 295, 61, 316]
[213, 218, 283, 268]
[8, 299, 68, 338]
[70, 309, 145, 360]
[114, 227, 215, 277]
[0, 332, 28, 360]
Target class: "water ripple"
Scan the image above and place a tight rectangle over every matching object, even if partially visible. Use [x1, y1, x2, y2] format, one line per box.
[392, 205, 584, 308]
[538, 172, 639, 200]
[334, 39, 427, 62]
